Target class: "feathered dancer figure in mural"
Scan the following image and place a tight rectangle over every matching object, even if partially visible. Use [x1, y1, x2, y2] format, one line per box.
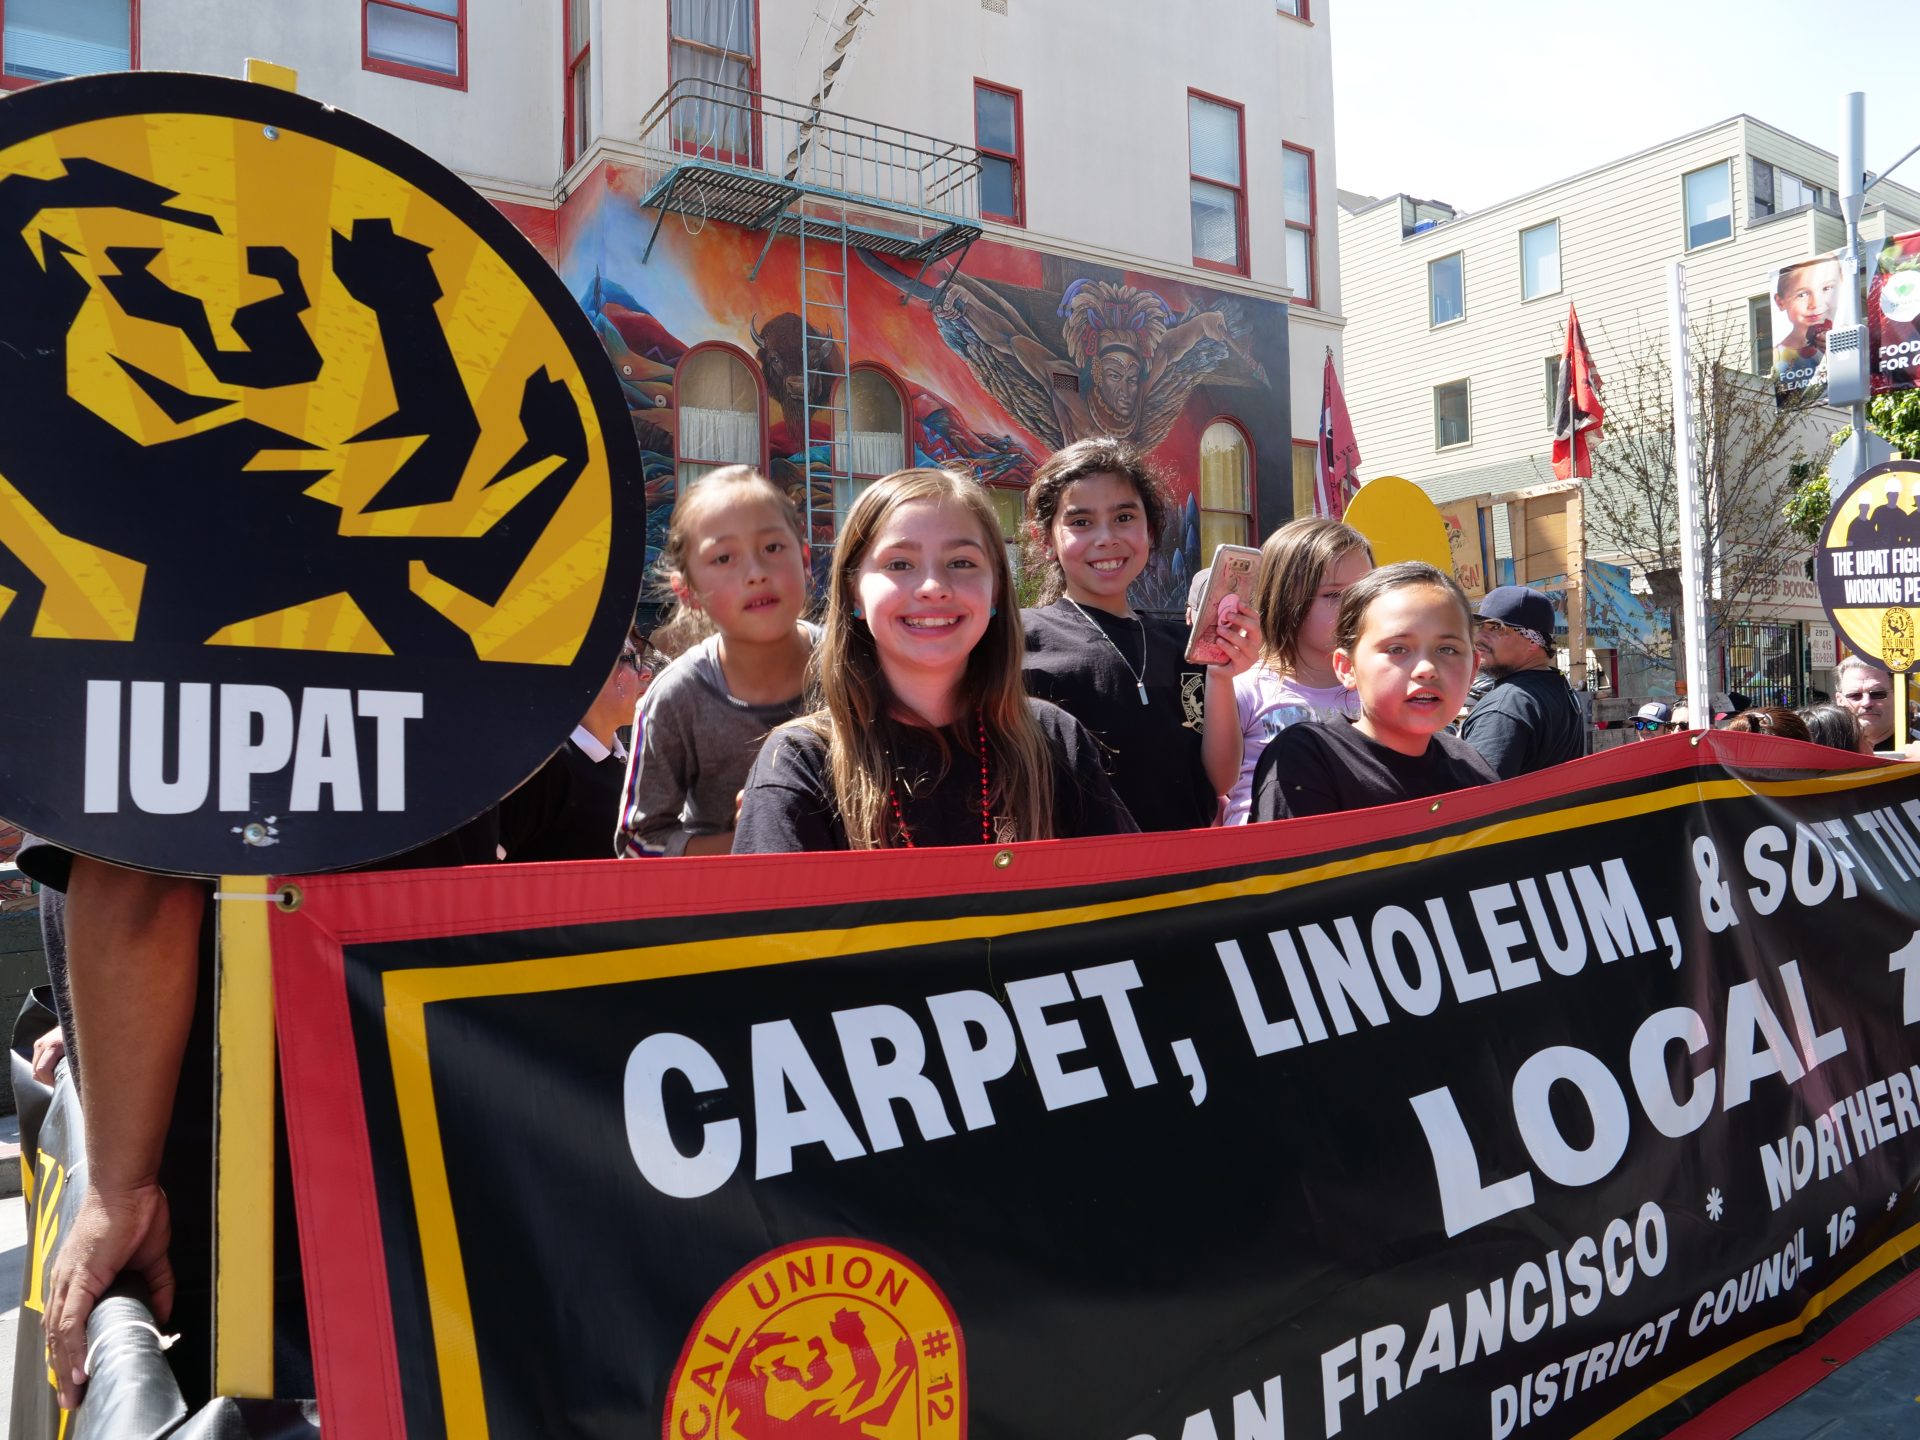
[926, 273, 1268, 451]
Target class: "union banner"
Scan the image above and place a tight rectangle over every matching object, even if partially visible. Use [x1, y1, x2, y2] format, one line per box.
[268, 734, 1920, 1439]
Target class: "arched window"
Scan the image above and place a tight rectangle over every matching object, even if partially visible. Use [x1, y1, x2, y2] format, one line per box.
[1199, 420, 1253, 558]
[676, 347, 761, 493]
[832, 368, 908, 514]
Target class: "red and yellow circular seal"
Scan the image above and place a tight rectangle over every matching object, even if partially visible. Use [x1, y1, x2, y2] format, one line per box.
[664, 1238, 966, 1439]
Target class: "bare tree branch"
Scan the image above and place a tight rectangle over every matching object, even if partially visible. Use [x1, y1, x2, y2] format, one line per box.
[1581, 311, 1827, 669]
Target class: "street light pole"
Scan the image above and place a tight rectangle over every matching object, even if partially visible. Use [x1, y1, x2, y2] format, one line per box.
[1835, 93, 1869, 464]
[1834, 94, 1920, 744]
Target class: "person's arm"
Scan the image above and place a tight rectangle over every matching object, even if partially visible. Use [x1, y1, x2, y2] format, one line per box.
[31, 1026, 66, 1086]
[934, 281, 1062, 390]
[1459, 693, 1529, 780]
[1200, 608, 1264, 799]
[1201, 667, 1245, 799]
[46, 858, 206, 1409]
[618, 683, 710, 857]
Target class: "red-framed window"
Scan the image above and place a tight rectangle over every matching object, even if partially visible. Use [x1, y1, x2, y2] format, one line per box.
[1199, 418, 1256, 554]
[1282, 142, 1317, 308]
[1188, 90, 1247, 276]
[973, 80, 1025, 226]
[1275, 0, 1310, 20]
[563, 0, 591, 167]
[674, 343, 767, 496]
[669, 0, 759, 164]
[0, 0, 137, 91]
[363, 0, 466, 90]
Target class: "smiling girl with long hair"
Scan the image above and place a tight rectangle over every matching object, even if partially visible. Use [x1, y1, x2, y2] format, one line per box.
[1020, 438, 1255, 831]
[734, 469, 1135, 851]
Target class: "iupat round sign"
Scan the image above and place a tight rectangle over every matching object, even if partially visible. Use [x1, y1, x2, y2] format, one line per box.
[1814, 459, 1920, 674]
[0, 73, 645, 875]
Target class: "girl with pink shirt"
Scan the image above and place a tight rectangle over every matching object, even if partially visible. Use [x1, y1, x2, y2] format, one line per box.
[1204, 517, 1373, 823]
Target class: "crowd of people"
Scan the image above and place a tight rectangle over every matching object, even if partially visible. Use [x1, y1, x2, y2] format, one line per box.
[16, 435, 1908, 1412]
[609, 439, 1605, 857]
[1628, 652, 1904, 757]
[537, 438, 1905, 865]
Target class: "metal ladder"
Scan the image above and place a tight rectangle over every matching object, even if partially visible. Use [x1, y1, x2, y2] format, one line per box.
[798, 199, 854, 549]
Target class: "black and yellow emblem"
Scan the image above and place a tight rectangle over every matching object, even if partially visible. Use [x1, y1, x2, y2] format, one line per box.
[1815, 458, 1920, 678]
[0, 73, 644, 874]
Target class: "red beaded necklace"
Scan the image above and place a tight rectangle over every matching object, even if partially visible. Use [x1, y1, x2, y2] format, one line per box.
[887, 710, 992, 848]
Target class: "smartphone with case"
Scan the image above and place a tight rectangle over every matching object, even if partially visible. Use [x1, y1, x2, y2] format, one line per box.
[1183, 543, 1260, 665]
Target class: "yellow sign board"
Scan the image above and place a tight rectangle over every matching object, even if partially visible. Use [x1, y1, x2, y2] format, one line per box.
[1342, 475, 1452, 571]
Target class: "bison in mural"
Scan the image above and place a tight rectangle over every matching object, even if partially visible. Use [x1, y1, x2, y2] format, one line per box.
[750, 311, 846, 432]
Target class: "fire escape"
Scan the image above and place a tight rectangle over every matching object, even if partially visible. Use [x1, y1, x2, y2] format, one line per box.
[636, 44, 983, 545]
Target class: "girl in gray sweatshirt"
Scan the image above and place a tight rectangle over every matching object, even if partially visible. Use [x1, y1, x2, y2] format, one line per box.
[615, 467, 817, 856]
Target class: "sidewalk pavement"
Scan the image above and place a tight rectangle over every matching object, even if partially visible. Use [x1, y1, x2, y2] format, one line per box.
[1737, 1311, 1920, 1438]
[0, 1112, 26, 1429]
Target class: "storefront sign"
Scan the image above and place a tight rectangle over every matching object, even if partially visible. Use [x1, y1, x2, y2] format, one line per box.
[1809, 622, 1837, 670]
[1436, 497, 1492, 600]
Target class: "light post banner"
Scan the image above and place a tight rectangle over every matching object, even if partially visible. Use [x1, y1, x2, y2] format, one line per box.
[269, 737, 1920, 1440]
[1870, 230, 1920, 397]
[1768, 250, 1843, 406]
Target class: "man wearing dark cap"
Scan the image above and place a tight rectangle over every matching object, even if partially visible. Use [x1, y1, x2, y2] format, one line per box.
[1461, 585, 1585, 777]
[1631, 700, 1675, 740]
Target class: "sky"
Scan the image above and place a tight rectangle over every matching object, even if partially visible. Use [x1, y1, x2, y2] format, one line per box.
[1330, 1, 1912, 214]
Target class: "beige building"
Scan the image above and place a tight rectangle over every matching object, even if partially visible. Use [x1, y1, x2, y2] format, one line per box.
[1338, 115, 1920, 706]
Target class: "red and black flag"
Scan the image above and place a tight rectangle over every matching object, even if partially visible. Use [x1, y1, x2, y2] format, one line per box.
[1552, 302, 1604, 479]
[1316, 351, 1361, 519]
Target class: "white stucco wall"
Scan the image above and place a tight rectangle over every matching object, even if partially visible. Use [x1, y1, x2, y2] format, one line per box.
[139, 0, 560, 194]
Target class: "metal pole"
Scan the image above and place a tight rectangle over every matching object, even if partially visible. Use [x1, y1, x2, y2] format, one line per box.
[1836, 93, 1871, 486]
[1837, 93, 1909, 747]
[1668, 262, 1712, 725]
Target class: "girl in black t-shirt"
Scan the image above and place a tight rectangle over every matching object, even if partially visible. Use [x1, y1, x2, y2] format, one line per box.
[1019, 438, 1255, 831]
[734, 469, 1135, 852]
[1252, 562, 1495, 820]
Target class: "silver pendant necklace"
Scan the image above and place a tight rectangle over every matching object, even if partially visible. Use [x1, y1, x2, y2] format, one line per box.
[1065, 598, 1149, 706]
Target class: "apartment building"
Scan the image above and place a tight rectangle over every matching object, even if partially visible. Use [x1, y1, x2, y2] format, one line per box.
[3, 1, 1348, 605]
[1339, 115, 1920, 703]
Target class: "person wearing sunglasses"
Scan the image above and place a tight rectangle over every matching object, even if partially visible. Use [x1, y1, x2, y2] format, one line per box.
[1630, 700, 1677, 740]
[1460, 586, 1585, 778]
[1835, 655, 1895, 754]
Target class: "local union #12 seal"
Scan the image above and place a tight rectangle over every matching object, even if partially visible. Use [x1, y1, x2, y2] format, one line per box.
[664, 1239, 966, 1439]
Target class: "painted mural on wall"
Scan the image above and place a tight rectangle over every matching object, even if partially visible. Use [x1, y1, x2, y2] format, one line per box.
[554, 162, 1291, 611]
